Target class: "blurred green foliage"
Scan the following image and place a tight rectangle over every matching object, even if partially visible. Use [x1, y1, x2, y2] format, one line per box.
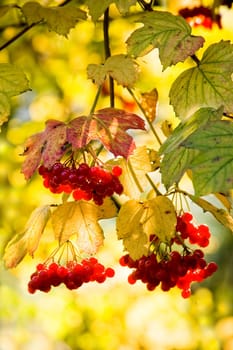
[0, 1, 233, 349]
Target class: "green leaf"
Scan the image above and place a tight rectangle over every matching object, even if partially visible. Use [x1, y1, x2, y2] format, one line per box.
[183, 120, 233, 196]
[0, 93, 10, 130]
[159, 107, 223, 189]
[22, 2, 87, 37]
[86, 0, 113, 21]
[86, 0, 136, 21]
[87, 55, 139, 87]
[127, 11, 204, 70]
[3, 205, 51, 268]
[51, 199, 117, 255]
[0, 63, 30, 130]
[116, 197, 177, 260]
[170, 40, 233, 119]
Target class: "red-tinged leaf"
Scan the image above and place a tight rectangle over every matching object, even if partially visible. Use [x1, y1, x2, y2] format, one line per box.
[67, 108, 145, 158]
[21, 119, 67, 179]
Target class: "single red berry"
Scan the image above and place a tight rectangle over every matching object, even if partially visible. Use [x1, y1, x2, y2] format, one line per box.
[112, 165, 122, 177]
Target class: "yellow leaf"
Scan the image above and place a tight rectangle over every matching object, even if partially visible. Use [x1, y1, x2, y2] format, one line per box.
[141, 88, 158, 122]
[3, 205, 51, 268]
[116, 196, 176, 259]
[51, 198, 117, 255]
[189, 195, 233, 232]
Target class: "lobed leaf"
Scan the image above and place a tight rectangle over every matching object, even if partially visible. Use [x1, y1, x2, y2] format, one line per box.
[3, 205, 51, 268]
[22, 2, 86, 37]
[51, 198, 117, 255]
[67, 108, 145, 158]
[127, 11, 204, 70]
[87, 55, 139, 88]
[86, 0, 136, 21]
[116, 196, 176, 260]
[170, 41, 233, 119]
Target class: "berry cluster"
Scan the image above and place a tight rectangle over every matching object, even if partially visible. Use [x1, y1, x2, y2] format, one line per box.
[120, 250, 217, 298]
[38, 162, 123, 205]
[179, 6, 221, 29]
[28, 257, 115, 294]
[175, 212, 211, 247]
[119, 212, 217, 298]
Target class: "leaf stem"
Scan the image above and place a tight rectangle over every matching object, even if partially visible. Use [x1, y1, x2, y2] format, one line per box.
[89, 85, 102, 114]
[128, 159, 144, 193]
[191, 54, 200, 65]
[145, 173, 162, 196]
[127, 87, 162, 145]
[103, 8, 115, 107]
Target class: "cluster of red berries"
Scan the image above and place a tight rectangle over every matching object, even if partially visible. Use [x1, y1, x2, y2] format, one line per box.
[119, 212, 218, 298]
[119, 250, 217, 298]
[175, 212, 211, 247]
[28, 257, 115, 294]
[38, 162, 123, 205]
[179, 6, 221, 29]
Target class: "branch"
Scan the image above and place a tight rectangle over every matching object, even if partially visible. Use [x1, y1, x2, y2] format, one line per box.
[103, 8, 115, 108]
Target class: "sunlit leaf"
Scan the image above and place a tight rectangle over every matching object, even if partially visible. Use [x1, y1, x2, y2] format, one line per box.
[87, 55, 139, 88]
[67, 108, 145, 158]
[86, 0, 136, 21]
[127, 11, 204, 70]
[3, 205, 51, 268]
[160, 107, 222, 189]
[170, 41, 233, 119]
[116, 196, 176, 259]
[0, 63, 30, 97]
[140, 88, 158, 122]
[21, 120, 67, 179]
[22, 2, 86, 37]
[183, 120, 233, 196]
[0, 93, 10, 130]
[108, 146, 152, 198]
[188, 195, 233, 232]
[51, 199, 117, 255]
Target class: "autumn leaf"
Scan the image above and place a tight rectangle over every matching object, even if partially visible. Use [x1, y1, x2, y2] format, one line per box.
[170, 41, 233, 120]
[3, 205, 51, 268]
[107, 146, 152, 198]
[87, 55, 139, 88]
[51, 198, 117, 255]
[140, 88, 158, 122]
[22, 2, 86, 37]
[0, 63, 30, 130]
[67, 108, 145, 158]
[127, 11, 204, 70]
[21, 120, 67, 180]
[188, 195, 233, 232]
[116, 197, 177, 260]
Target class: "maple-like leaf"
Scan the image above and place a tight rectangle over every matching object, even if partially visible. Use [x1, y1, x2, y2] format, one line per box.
[22, 2, 86, 37]
[3, 205, 51, 268]
[159, 107, 223, 189]
[21, 120, 67, 179]
[170, 40, 233, 120]
[87, 54, 139, 88]
[116, 197, 177, 260]
[67, 108, 145, 158]
[0, 63, 30, 130]
[21, 108, 145, 179]
[51, 198, 117, 255]
[127, 11, 204, 70]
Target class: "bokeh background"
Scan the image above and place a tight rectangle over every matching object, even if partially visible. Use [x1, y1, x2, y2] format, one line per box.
[0, 1, 233, 349]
